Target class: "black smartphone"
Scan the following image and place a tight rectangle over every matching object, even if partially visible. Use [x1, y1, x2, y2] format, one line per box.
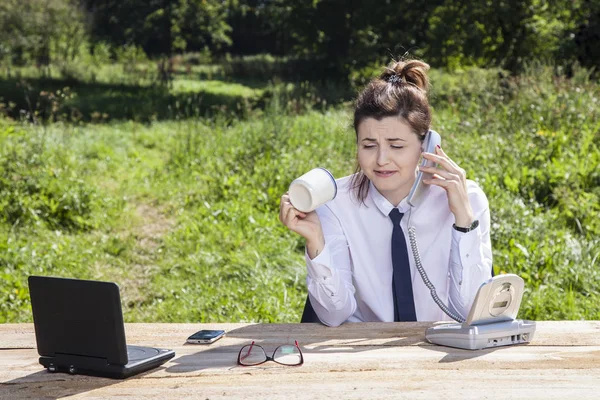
[186, 329, 226, 344]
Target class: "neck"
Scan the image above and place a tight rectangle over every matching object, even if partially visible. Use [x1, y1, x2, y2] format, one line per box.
[378, 179, 415, 207]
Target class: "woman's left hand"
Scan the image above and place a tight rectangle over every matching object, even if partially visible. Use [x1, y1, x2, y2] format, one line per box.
[419, 145, 474, 228]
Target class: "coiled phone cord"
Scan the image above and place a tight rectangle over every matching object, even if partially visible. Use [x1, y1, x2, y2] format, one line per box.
[407, 226, 466, 323]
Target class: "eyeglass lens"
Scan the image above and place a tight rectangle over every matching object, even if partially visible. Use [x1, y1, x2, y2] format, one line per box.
[273, 345, 302, 365]
[239, 343, 302, 366]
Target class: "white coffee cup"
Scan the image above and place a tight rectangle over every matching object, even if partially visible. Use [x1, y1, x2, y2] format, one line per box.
[289, 168, 337, 213]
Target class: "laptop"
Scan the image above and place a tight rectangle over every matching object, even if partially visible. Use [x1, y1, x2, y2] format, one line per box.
[28, 276, 175, 379]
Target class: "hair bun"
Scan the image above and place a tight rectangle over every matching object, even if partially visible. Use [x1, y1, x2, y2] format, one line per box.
[380, 59, 430, 92]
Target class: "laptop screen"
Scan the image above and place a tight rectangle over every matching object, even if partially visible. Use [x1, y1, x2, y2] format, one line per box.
[28, 276, 129, 365]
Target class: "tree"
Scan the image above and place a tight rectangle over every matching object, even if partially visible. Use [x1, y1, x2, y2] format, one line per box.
[0, 0, 86, 66]
[82, 0, 232, 56]
[232, 0, 442, 81]
[425, 0, 595, 72]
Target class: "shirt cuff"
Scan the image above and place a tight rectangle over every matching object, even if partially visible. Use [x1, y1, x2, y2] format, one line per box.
[452, 225, 482, 268]
[305, 242, 347, 306]
[305, 242, 334, 280]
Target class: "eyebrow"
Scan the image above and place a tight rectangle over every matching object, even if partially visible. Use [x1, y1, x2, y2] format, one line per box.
[361, 138, 406, 142]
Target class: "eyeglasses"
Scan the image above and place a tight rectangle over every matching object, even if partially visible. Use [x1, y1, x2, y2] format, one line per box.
[237, 340, 304, 366]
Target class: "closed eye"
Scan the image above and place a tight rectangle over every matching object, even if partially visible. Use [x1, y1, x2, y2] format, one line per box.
[362, 144, 403, 149]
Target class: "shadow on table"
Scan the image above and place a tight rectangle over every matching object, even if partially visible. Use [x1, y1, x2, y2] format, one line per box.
[418, 342, 504, 363]
[166, 322, 493, 373]
[164, 342, 241, 373]
[420, 340, 536, 363]
[0, 367, 161, 400]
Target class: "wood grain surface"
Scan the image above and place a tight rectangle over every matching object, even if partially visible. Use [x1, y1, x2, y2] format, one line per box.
[1, 321, 599, 399]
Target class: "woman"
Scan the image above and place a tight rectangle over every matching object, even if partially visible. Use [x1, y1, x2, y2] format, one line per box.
[279, 59, 493, 327]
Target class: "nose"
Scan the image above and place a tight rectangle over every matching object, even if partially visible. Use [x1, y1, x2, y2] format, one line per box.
[377, 148, 389, 166]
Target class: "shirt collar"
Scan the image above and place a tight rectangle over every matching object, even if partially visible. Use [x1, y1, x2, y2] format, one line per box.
[368, 181, 411, 216]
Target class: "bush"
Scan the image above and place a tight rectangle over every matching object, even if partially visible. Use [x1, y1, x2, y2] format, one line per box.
[0, 63, 598, 323]
[182, 47, 213, 65]
[220, 54, 329, 82]
[115, 45, 149, 73]
[0, 124, 97, 231]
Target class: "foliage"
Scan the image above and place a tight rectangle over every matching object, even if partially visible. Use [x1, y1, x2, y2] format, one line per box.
[430, 63, 599, 319]
[228, 0, 600, 77]
[1, 0, 600, 78]
[1, 0, 599, 326]
[0, 0, 87, 66]
[0, 123, 98, 231]
[0, 74, 263, 123]
[0, 56, 358, 123]
[81, 0, 232, 56]
[0, 64, 598, 324]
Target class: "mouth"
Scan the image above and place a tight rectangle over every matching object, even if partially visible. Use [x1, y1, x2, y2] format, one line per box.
[374, 170, 397, 178]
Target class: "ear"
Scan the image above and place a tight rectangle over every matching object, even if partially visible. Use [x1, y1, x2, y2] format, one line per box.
[417, 130, 428, 152]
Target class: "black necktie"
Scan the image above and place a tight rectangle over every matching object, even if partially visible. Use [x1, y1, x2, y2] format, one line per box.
[389, 208, 417, 321]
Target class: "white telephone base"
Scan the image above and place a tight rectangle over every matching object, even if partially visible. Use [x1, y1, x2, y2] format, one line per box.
[425, 319, 536, 350]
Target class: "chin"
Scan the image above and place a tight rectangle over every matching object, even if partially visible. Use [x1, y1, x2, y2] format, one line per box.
[371, 176, 399, 190]
[371, 175, 412, 193]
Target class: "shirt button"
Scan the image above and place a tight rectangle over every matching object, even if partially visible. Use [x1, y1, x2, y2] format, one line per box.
[459, 281, 462, 285]
[466, 254, 470, 258]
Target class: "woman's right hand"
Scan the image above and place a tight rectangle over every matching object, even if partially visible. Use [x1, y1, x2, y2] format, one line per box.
[279, 193, 324, 247]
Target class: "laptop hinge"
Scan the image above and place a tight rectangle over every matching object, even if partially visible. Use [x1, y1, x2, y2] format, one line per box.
[55, 352, 107, 360]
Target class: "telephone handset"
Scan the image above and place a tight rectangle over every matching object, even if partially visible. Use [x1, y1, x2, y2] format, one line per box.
[407, 129, 442, 207]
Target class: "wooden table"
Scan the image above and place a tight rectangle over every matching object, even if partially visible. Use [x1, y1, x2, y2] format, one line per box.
[1, 322, 600, 399]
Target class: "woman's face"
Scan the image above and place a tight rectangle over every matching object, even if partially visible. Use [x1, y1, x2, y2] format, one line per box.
[357, 117, 423, 205]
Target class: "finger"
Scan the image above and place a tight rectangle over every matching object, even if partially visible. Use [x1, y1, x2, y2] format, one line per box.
[291, 206, 307, 219]
[435, 145, 455, 165]
[436, 146, 464, 174]
[422, 152, 463, 176]
[419, 166, 460, 181]
[285, 200, 307, 218]
[422, 151, 452, 167]
[284, 205, 300, 225]
[423, 177, 461, 190]
[423, 177, 448, 188]
[279, 203, 292, 224]
[281, 206, 307, 227]
[279, 199, 293, 221]
[279, 194, 292, 213]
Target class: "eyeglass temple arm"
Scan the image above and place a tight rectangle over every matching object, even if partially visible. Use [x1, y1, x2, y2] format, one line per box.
[240, 341, 255, 361]
[295, 340, 304, 363]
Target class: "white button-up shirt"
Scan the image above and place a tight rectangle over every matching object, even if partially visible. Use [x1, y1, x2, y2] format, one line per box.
[305, 175, 493, 326]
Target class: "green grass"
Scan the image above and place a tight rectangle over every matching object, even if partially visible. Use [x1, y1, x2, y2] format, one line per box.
[0, 63, 598, 323]
[171, 79, 260, 97]
[0, 61, 265, 123]
[0, 58, 351, 124]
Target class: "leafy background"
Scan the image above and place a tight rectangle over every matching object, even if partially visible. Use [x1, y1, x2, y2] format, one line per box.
[0, 0, 599, 323]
